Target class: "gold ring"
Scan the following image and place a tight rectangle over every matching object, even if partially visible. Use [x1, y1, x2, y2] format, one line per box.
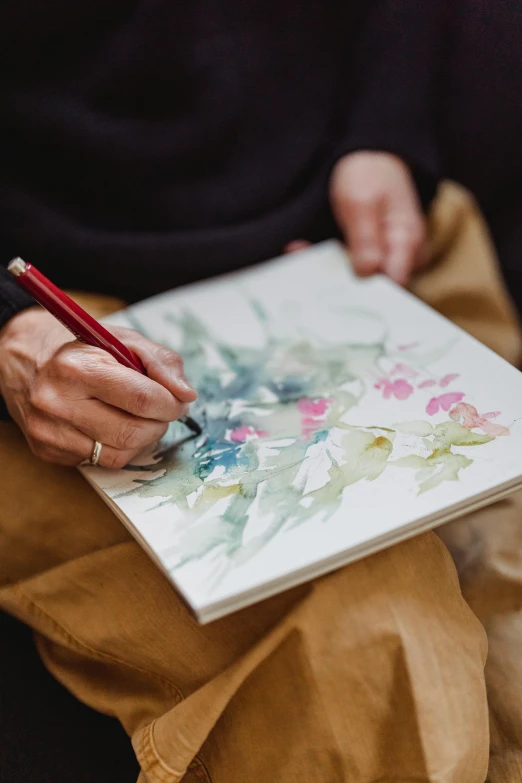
[90, 440, 103, 466]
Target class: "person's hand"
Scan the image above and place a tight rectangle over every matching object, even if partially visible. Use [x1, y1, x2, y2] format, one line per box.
[0, 308, 197, 468]
[329, 151, 427, 286]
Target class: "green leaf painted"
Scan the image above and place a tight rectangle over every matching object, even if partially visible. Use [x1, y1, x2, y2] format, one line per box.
[392, 446, 473, 493]
[434, 422, 493, 448]
[418, 452, 472, 493]
[340, 431, 394, 484]
[392, 455, 431, 469]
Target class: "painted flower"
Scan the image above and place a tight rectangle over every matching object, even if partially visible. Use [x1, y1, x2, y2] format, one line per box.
[297, 398, 331, 417]
[439, 373, 460, 388]
[418, 373, 459, 390]
[297, 397, 332, 437]
[426, 392, 465, 416]
[449, 402, 509, 436]
[374, 378, 414, 401]
[398, 342, 419, 351]
[229, 425, 269, 443]
[390, 362, 418, 379]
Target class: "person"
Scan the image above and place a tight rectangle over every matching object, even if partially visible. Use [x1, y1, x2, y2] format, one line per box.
[439, 0, 522, 316]
[0, 2, 499, 781]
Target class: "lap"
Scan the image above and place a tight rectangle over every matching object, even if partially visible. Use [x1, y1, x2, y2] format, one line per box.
[1, 186, 514, 780]
[0, 420, 487, 742]
[0, 422, 131, 586]
[440, 499, 522, 778]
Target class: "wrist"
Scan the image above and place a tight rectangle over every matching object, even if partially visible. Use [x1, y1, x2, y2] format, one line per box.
[0, 307, 66, 344]
[0, 309, 70, 392]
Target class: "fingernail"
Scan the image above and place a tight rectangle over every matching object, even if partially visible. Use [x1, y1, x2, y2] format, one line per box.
[356, 250, 382, 265]
[387, 260, 408, 286]
[284, 240, 310, 254]
[177, 375, 196, 393]
[355, 258, 382, 278]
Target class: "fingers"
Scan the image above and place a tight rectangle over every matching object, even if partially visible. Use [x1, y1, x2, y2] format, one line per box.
[329, 151, 428, 285]
[383, 212, 426, 286]
[58, 398, 170, 452]
[382, 174, 426, 285]
[23, 414, 140, 468]
[26, 350, 181, 466]
[90, 367, 188, 421]
[284, 240, 311, 254]
[116, 329, 198, 404]
[336, 195, 386, 277]
[48, 343, 189, 421]
[0, 310, 194, 469]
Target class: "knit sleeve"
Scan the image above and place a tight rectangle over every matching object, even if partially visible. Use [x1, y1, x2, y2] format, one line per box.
[0, 262, 36, 331]
[0, 263, 37, 419]
[337, 0, 448, 206]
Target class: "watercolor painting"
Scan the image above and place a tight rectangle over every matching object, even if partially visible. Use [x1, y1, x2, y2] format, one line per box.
[81, 243, 522, 618]
[96, 300, 508, 574]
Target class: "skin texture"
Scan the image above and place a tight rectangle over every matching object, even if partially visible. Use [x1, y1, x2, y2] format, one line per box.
[0, 310, 197, 467]
[0, 151, 426, 467]
[330, 151, 427, 285]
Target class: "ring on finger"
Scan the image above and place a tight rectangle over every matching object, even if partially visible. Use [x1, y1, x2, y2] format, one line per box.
[90, 440, 103, 466]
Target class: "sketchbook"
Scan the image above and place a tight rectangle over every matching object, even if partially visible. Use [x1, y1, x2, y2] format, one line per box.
[80, 241, 522, 623]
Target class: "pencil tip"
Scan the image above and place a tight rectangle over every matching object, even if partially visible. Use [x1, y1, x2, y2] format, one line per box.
[184, 416, 202, 436]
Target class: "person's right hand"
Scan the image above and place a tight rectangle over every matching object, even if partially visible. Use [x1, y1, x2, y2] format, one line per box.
[0, 308, 197, 468]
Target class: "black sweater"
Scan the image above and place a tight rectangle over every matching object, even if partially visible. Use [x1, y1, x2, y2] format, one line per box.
[0, 1, 445, 327]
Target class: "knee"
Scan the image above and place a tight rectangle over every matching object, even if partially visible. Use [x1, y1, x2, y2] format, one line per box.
[309, 532, 487, 662]
[318, 531, 460, 605]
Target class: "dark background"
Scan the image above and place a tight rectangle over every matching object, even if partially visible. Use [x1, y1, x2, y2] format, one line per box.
[0, 612, 139, 783]
[3, 3, 522, 782]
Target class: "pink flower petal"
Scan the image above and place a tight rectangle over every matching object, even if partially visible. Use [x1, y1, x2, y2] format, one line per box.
[390, 363, 418, 378]
[301, 417, 327, 437]
[449, 402, 508, 436]
[426, 398, 440, 416]
[375, 378, 413, 401]
[427, 393, 465, 416]
[392, 379, 414, 400]
[297, 397, 331, 416]
[440, 373, 460, 388]
[398, 342, 419, 351]
[377, 379, 394, 400]
[449, 401, 478, 426]
[482, 422, 510, 437]
[450, 401, 477, 419]
[418, 379, 437, 389]
[439, 392, 465, 412]
[230, 426, 268, 443]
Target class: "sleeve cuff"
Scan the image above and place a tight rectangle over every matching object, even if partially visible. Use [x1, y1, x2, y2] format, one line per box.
[0, 263, 37, 331]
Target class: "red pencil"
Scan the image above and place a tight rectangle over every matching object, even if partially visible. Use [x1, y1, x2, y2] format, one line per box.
[8, 257, 201, 436]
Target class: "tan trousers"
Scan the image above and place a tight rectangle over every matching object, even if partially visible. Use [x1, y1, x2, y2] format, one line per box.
[0, 183, 521, 783]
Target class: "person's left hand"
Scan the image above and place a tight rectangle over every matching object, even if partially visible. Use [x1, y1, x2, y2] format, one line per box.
[329, 151, 427, 286]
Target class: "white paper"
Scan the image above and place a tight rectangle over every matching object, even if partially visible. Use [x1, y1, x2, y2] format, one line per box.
[81, 242, 522, 622]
